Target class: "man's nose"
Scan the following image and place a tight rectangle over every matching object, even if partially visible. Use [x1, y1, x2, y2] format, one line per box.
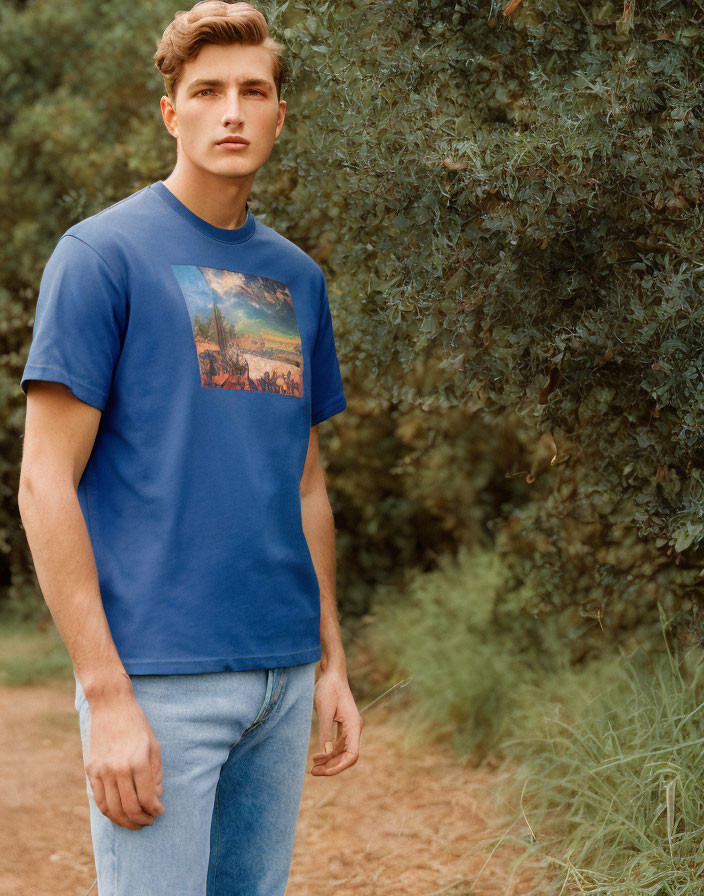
[222, 92, 244, 124]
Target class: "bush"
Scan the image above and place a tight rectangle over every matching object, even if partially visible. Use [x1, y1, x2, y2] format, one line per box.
[357, 544, 574, 758]
[2, 0, 702, 645]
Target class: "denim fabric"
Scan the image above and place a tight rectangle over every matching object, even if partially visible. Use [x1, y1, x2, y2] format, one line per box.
[74, 663, 316, 895]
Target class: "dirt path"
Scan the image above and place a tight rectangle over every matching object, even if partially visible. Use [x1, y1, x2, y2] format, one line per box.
[0, 679, 551, 896]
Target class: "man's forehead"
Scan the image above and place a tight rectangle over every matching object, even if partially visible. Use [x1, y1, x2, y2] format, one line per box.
[183, 46, 275, 87]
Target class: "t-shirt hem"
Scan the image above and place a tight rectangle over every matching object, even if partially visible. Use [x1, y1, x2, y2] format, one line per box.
[311, 393, 347, 426]
[121, 644, 322, 675]
[20, 364, 108, 411]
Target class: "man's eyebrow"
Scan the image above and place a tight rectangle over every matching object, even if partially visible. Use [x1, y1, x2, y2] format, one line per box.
[188, 77, 274, 91]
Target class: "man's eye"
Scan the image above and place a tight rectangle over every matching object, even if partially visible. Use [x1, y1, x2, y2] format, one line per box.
[196, 88, 265, 97]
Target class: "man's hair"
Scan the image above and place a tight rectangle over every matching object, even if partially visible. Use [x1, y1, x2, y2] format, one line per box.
[154, 1, 288, 102]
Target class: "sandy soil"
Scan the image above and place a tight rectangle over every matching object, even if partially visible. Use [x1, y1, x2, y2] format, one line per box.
[0, 679, 553, 896]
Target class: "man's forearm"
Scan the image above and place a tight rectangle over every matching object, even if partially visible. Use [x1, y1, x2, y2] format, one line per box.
[18, 475, 132, 701]
[300, 485, 346, 675]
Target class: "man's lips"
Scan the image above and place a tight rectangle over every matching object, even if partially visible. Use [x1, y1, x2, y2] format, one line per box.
[217, 137, 249, 146]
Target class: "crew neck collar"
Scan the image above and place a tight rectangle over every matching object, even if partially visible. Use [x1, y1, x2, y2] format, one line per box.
[150, 180, 256, 244]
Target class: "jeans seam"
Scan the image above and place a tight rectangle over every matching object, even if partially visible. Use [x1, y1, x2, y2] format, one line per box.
[212, 783, 220, 890]
[253, 673, 273, 724]
[257, 668, 288, 730]
[238, 668, 284, 741]
[241, 669, 274, 734]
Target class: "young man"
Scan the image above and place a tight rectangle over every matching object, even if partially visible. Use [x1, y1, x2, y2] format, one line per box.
[17, 2, 363, 893]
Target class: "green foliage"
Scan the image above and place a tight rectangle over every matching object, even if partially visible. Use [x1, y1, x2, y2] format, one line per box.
[1, 0, 703, 641]
[487, 617, 704, 894]
[361, 556, 704, 892]
[359, 544, 574, 756]
[317, 0, 703, 636]
[296, 0, 704, 633]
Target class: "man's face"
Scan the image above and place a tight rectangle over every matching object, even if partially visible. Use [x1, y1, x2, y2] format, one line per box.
[161, 42, 286, 181]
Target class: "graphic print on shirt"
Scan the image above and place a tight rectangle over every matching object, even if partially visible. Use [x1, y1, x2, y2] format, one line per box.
[171, 265, 303, 396]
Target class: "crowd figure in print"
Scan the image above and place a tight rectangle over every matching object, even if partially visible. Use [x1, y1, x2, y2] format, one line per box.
[260, 369, 295, 395]
[260, 368, 302, 396]
[200, 350, 220, 387]
[223, 345, 254, 389]
[198, 345, 302, 396]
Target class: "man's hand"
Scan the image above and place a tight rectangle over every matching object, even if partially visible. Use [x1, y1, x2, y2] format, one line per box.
[311, 666, 363, 775]
[84, 690, 165, 830]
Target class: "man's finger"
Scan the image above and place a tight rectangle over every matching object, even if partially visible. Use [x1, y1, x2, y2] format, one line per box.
[311, 740, 345, 762]
[150, 739, 163, 787]
[88, 772, 107, 815]
[116, 769, 157, 825]
[310, 750, 359, 775]
[317, 718, 336, 755]
[342, 714, 363, 759]
[103, 775, 145, 830]
[133, 758, 165, 818]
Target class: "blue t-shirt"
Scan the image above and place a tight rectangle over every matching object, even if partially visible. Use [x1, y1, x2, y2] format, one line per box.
[20, 180, 347, 674]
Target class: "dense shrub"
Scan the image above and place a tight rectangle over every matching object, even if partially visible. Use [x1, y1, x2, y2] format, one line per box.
[1, 1, 702, 648]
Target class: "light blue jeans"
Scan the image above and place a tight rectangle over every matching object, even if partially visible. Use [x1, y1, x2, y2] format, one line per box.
[74, 663, 317, 895]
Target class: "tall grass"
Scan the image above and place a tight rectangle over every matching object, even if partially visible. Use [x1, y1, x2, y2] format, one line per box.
[488, 612, 704, 895]
[361, 544, 574, 758]
[361, 548, 704, 894]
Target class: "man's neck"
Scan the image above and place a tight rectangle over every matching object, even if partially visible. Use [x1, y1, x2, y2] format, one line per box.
[161, 169, 253, 230]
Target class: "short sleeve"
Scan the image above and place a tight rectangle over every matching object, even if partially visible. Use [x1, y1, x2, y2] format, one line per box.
[310, 273, 347, 426]
[20, 234, 128, 411]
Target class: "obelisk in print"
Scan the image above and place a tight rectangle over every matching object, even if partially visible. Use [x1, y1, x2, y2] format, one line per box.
[212, 301, 227, 354]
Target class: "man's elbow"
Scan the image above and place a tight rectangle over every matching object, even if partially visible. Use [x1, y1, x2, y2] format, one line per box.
[300, 461, 329, 500]
[300, 481, 328, 503]
[18, 466, 73, 521]
[17, 468, 36, 518]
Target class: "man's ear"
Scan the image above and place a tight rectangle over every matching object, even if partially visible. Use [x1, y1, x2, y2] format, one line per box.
[160, 95, 179, 139]
[275, 100, 287, 139]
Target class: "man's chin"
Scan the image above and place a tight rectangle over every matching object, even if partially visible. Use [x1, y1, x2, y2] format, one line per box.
[189, 160, 258, 181]
[210, 156, 264, 176]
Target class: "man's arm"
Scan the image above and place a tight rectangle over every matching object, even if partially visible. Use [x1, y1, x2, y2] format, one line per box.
[300, 424, 363, 775]
[19, 381, 129, 698]
[18, 380, 164, 828]
[299, 426, 346, 676]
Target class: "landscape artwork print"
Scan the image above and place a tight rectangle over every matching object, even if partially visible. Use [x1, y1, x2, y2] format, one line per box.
[171, 265, 303, 396]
